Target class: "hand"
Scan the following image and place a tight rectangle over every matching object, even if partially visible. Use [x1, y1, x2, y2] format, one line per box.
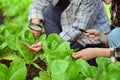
[72, 48, 99, 60]
[72, 48, 110, 60]
[84, 29, 101, 42]
[24, 42, 42, 53]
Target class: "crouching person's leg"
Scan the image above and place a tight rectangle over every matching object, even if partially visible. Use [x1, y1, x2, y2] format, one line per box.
[42, 4, 63, 35]
[108, 27, 120, 48]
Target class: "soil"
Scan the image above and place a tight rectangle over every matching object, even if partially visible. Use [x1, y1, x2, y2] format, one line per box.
[0, 59, 46, 80]
[26, 59, 46, 80]
[0, 60, 12, 67]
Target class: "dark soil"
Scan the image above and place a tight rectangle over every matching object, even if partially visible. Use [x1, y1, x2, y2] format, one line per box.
[0, 59, 46, 80]
[0, 60, 12, 67]
[26, 59, 46, 80]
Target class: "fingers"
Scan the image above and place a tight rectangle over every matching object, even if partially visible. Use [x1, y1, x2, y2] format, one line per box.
[31, 42, 42, 47]
[72, 52, 82, 59]
[24, 42, 43, 53]
[72, 52, 88, 60]
[88, 35, 96, 42]
[27, 45, 42, 53]
[84, 32, 96, 42]
[84, 29, 100, 42]
[86, 29, 99, 35]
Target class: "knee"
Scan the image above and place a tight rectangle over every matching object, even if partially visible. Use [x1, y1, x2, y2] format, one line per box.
[108, 28, 120, 47]
[109, 28, 120, 38]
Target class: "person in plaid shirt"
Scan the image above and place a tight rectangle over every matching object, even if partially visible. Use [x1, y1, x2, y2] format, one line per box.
[72, 0, 120, 62]
[27, 0, 110, 51]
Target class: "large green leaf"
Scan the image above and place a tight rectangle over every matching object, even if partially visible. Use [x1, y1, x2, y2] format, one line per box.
[95, 57, 110, 79]
[0, 42, 7, 50]
[18, 43, 35, 64]
[46, 33, 62, 48]
[0, 63, 8, 80]
[0, 47, 14, 60]
[0, 59, 27, 80]
[76, 59, 93, 77]
[33, 77, 42, 80]
[66, 61, 82, 80]
[6, 34, 20, 50]
[50, 59, 69, 80]
[38, 71, 52, 80]
[7, 59, 27, 80]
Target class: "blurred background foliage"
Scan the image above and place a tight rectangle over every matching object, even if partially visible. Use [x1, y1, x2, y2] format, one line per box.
[0, 0, 33, 29]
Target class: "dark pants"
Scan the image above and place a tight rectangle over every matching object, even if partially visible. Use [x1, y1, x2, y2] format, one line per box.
[43, 4, 62, 35]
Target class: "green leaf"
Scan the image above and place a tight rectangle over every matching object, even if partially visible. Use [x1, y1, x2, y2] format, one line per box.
[96, 57, 110, 78]
[66, 61, 82, 80]
[35, 34, 46, 43]
[0, 63, 8, 80]
[21, 29, 35, 45]
[0, 34, 5, 42]
[104, 70, 120, 80]
[0, 42, 7, 50]
[8, 59, 27, 80]
[38, 71, 52, 80]
[0, 52, 21, 60]
[18, 43, 35, 64]
[46, 33, 62, 48]
[107, 62, 120, 71]
[33, 77, 42, 80]
[0, 47, 14, 60]
[76, 59, 91, 77]
[50, 59, 69, 80]
[6, 34, 20, 50]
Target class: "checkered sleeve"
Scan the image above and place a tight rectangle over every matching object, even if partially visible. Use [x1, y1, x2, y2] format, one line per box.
[59, 26, 82, 42]
[28, 0, 50, 21]
[60, 0, 97, 42]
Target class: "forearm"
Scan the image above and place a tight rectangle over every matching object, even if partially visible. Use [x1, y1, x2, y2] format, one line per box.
[95, 48, 110, 57]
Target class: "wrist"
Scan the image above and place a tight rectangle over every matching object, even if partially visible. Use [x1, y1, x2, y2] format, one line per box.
[99, 33, 104, 41]
[95, 48, 110, 57]
[99, 34, 108, 46]
[30, 18, 41, 24]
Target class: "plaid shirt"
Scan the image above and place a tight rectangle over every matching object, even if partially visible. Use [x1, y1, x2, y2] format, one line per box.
[29, 0, 110, 46]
